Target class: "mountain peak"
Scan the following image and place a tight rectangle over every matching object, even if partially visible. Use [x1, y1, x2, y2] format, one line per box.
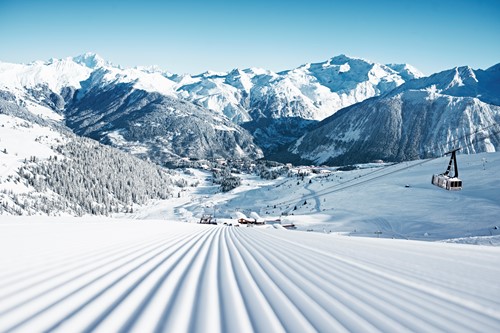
[72, 52, 107, 69]
[134, 64, 172, 76]
[228, 68, 245, 76]
[446, 66, 478, 88]
[455, 65, 475, 75]
[195, 70, 228, 78]
[329, 54, 366, 64]
[386, 63, 424, 80]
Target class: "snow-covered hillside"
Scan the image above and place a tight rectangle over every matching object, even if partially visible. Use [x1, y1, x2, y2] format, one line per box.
[0, 98, 188, 216]
[285, 64, 500, 165]
[151, 152, 500, 243]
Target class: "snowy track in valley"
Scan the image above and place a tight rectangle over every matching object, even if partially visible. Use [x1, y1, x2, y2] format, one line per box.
[0, 218, 499, 332]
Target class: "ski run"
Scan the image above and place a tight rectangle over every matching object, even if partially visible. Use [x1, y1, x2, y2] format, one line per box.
[0, 218, 499, 333]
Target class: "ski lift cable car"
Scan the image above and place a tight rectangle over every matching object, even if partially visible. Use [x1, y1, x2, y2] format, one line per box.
[431, 148, 462, 191]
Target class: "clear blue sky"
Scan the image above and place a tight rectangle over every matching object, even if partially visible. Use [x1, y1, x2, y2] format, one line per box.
[1, 0, 499, 75]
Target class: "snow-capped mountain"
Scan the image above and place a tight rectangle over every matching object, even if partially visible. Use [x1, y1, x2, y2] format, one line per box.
[2, 52, 497, 168]
[0, 53, 263, 162]
[65, 69, 263, 163]
[0, 52, 421, 159]
[394, 64, 500, 106]
[285, 64, 500, 165]
[176, 55, 423, 122]
[174, 55, 423, 151]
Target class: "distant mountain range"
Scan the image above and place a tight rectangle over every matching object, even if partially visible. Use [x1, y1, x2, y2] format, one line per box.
[171, 55, 423, 151]
[0, 53, 263, 163]
[0, 52, 498, 167]
[282, 64, 500, 165]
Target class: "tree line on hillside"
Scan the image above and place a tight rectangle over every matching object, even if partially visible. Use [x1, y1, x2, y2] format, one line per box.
[0, 137, 184, 216]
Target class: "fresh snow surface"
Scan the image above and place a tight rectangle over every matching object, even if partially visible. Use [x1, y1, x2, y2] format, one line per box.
[0, 58, 93, 93]
[0, 217, 499, 333]
[24, 100, 63, 121]
[0, 114, 65, 193]
[140, 152, 500, 244]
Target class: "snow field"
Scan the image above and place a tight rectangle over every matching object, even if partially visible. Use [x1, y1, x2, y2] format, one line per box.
[0, 114, 64, 193]
[169, 152, 500, 243]
[0, 218, 499, 332]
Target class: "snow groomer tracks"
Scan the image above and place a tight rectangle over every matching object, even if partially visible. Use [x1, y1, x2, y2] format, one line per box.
[0, 219, 499, 332]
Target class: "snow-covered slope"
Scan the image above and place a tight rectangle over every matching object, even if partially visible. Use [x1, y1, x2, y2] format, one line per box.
[0, 96, 186, 216]
[1, 152, 498, 331]
[285, 64, 500, 165]
[161, 151, 500, 243]
[0, 218, 499, 332]
[0, 113, 66, 196]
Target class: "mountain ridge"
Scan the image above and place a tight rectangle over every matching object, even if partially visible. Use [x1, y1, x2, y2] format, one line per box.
[1, 53, 498, 167]
[0, 52, 424, 157]
[284, 64, 500, 165]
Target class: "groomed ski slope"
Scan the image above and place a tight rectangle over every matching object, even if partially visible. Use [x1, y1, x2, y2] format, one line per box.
[1, 218, 499, 332]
